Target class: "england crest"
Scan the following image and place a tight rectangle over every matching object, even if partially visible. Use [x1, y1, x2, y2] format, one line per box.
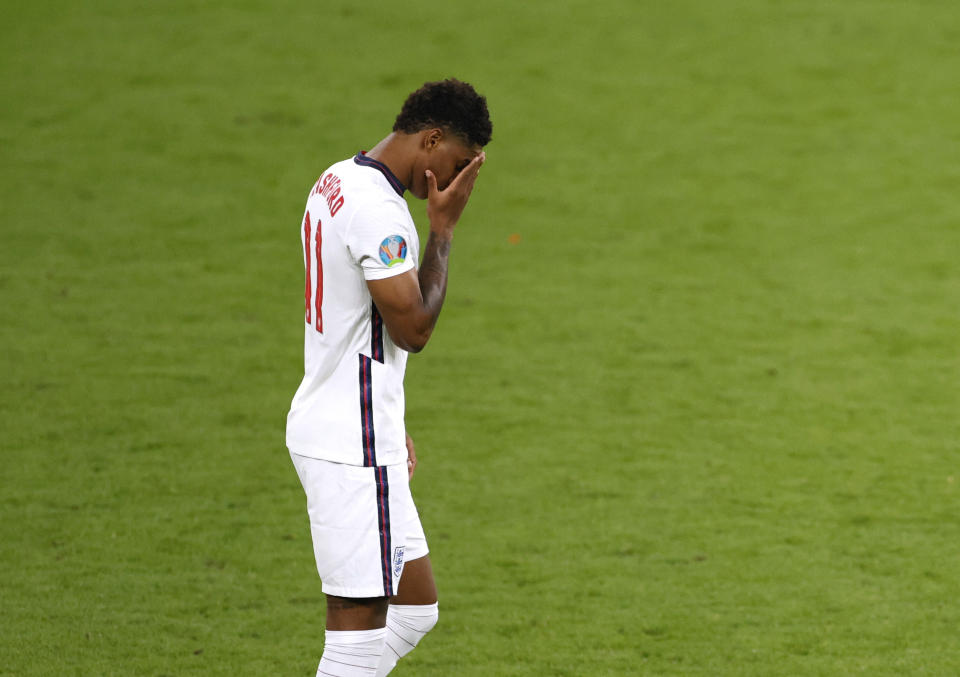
[393, 545, 405, 578]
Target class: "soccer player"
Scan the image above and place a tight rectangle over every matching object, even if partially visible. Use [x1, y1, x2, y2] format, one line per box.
[286, 79, 492, 676]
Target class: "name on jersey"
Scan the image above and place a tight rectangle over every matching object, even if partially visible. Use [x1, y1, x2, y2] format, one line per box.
[311, 172, 345, 217]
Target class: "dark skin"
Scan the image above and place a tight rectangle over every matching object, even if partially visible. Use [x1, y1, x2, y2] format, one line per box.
[326, 554, 438, 630]
[324, 128, 485, 631]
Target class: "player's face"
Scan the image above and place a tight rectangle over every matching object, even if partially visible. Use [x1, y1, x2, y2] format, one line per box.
[411, 131, 482, 199]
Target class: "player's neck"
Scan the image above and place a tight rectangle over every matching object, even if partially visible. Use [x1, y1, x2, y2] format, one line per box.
[366, 133, 416, 190]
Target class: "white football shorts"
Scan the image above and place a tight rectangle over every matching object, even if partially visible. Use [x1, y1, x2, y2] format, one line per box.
[290, 452, 428, 598]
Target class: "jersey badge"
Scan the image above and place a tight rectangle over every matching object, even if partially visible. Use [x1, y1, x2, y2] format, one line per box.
[393, 545, 405, 578]
[379, 235, 408, 267]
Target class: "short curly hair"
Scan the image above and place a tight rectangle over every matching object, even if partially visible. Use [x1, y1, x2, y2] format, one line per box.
[393, 78, 492, 148]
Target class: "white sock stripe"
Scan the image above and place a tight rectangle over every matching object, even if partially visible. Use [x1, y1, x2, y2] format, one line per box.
[317, 661, 379, 676]
[318, 660, 378, 676]
[322, 656, 376, 669]
[385, 624, 417, 650]
[329, 650, 384, 659]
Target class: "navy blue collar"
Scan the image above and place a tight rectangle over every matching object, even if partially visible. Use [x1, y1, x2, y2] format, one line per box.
[354, 152, 406, 196]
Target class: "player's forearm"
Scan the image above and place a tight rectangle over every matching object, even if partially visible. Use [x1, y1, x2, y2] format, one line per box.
[414, 231, 452, 340]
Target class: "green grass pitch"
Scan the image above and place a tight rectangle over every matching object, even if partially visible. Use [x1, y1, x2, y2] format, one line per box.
[2, 1, 960, 674]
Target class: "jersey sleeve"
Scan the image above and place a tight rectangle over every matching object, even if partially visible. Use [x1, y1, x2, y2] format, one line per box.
[345, 203, 417, 280]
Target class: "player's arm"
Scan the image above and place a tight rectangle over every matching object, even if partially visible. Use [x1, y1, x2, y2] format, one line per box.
[367, 152, 485, 353]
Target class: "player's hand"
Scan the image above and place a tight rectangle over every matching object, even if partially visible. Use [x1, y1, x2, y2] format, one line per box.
[406, 433, 418, 481]
[425, 151, 486, 234]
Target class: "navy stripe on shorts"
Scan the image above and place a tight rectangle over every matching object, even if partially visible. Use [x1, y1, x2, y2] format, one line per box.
[374, 465, 393, 596]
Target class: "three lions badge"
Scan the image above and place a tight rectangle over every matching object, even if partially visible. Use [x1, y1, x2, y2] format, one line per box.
[393, 546, 405, 578]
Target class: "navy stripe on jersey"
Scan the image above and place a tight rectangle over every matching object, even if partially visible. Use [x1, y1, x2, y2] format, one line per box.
[358, 355, 376, 467]
[374, 465, 393, 597]
[371, 303, 385, 363]
[354, 152, 406, 196]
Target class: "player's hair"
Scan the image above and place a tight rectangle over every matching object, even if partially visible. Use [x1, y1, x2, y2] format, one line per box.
[393, 78, 492, 148]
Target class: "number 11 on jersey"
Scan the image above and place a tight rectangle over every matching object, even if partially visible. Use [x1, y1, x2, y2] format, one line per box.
[303, 210, 323, 333]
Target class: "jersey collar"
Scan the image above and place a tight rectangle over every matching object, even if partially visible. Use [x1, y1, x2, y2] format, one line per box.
[354, 151, 406, 196]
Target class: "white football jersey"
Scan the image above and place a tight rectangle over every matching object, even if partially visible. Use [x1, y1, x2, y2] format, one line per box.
[286, 153, 420, 467]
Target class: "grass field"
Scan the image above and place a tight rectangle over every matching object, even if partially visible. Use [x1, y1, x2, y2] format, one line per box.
[3, 1, 960, 674]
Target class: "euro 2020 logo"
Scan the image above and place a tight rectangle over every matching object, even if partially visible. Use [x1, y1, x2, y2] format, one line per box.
[379, 235, 407, 267]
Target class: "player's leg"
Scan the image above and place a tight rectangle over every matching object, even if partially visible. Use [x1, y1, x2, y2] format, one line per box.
[290, 453, 397, 677]
[326, 595, 390, 630]
[317, 596, 389, 677]
[391, 554, 437, 604]
[376, 557, 438, 676]
[376, 470, 438, 677]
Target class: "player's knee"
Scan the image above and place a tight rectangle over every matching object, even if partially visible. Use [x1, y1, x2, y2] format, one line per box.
[391, 602, 439, 637]
[421, 603, 439, 634]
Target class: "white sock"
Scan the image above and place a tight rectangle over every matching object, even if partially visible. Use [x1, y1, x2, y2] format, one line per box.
[317, 628, 387, 677]
[375, 603, 439, 676]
